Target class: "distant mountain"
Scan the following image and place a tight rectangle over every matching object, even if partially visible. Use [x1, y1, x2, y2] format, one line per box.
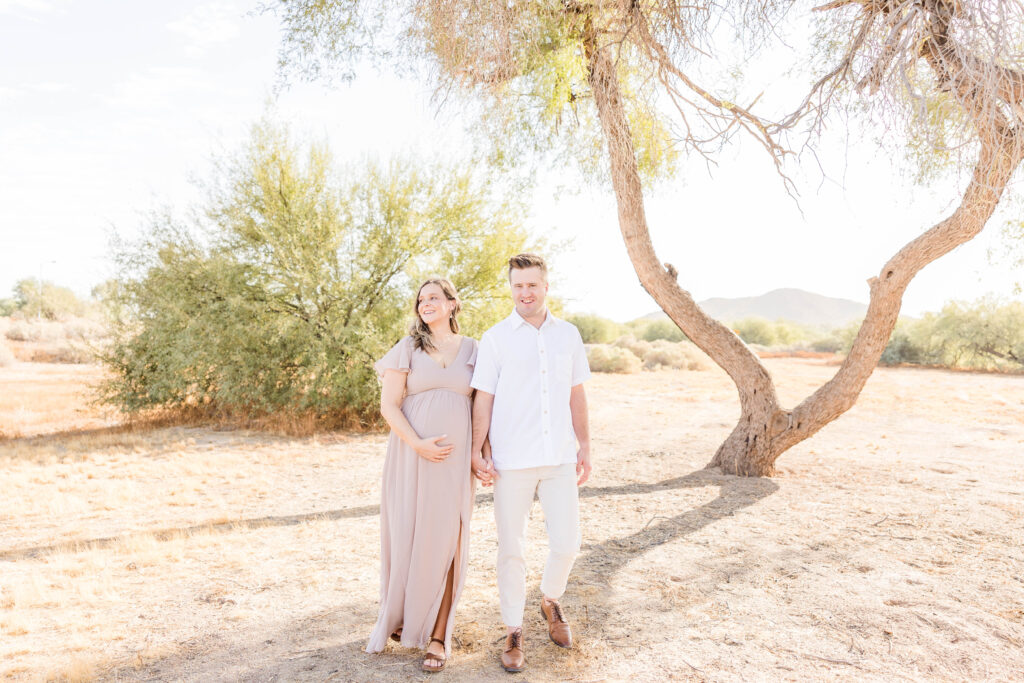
[641, 288, 867, 328]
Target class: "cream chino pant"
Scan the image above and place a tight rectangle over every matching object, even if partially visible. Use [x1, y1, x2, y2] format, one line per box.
[493, 462, 581, 627]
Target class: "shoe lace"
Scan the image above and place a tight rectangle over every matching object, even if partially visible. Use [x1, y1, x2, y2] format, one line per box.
[507, 630, 522, 651]
[548, 600, 566, 623]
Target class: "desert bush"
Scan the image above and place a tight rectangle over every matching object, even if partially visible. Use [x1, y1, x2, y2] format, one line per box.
[3, 318, 100, 343]
[612, 335, 653, 359]
[641, 340, 710, 371]
[33, 343, 94, 364]
[879, 299, 1024, 371]
[100, 119, 534, 425]
[4, 320, 63, 342]
[731, 317, 814, 348]
[732, 317, 776, 346]
[0, 299, 16, 316]
[586, 344, 641, 373]
[639, 318, 686, 342]
[568, 313, 622, 344]
[12, 280, 87, 320]
[809, 321, 860, 353]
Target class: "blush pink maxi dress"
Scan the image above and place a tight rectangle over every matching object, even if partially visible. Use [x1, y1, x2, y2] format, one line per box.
[366, 335, 478, 656]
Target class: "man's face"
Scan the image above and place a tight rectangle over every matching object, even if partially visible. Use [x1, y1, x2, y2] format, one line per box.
[509, 266, 548, 318]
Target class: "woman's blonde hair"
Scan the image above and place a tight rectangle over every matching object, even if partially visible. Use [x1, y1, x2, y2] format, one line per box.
[410, 279, 461, 352]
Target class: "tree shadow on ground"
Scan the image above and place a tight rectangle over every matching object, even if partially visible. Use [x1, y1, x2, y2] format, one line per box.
[571, 468, 779, 637]
[91, 464, 778, 680]
[0, 468, 772, 562]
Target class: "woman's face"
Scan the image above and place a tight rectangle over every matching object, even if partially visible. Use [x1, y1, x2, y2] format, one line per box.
[417, 283, 452, 327]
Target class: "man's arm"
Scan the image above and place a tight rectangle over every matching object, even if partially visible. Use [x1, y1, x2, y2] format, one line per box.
[471, 390, 497, 485]
[570, 383, 591, 485]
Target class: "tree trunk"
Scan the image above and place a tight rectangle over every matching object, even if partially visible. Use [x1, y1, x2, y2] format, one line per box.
[584, 24, 1024, 476]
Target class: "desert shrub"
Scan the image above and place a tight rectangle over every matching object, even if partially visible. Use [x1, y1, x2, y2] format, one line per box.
[586, 345, 641, 373]
[5, 320, 55, 342]
[809, 321, 860, 353]
[61, 319, 106, 341]
[12, 280, 87, 320]
[100, 119, 534, 425]
[4, 319, 89, 342]
[878, 319, 925, 365]
[0, 341, 14, 367]
[732, 317, 776, 346]
[612, 335, 652, 359]
[568, 313, 622, 344]
[879, 299, 1024, 371]
[641, 340, 709, 371]
[0, 299, 16, 316]
[34, 343, 94, 364]
[730, 317, 814, 348]
[4, 320, 33, 342]
[640, 318, 686, 342]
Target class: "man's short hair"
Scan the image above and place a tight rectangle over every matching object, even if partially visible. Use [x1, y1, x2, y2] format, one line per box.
[508, 253, 548, 280]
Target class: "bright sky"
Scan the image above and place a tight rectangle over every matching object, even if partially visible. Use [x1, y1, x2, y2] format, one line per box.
[1, 0, 1020, 321]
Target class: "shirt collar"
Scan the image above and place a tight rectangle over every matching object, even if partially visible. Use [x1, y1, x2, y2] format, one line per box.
[507, 308, 557, 330]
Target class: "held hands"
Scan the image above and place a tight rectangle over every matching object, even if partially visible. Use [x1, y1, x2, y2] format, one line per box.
[471, 451, 498, 487]
[576, 445, 592, 486]
[415, 434, 454, 462]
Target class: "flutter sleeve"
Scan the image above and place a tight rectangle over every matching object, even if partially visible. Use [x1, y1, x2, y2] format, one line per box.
[374, 337, 413, 381]
[466, 338, 479, 370]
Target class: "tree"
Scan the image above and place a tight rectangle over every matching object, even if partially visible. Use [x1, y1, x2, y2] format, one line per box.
[100, 119, 533, 425]
[568, 313, 622, 343]
[12, 279, 86, 320]
[274, 0, 1024, 474]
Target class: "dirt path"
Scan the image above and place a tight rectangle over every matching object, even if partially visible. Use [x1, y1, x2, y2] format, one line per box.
[1, 359, 1022, 681]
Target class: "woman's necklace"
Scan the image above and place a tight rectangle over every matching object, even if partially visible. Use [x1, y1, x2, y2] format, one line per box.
[430, 332, 459, 366]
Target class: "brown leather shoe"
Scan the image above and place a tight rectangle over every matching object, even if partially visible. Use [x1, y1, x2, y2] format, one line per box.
[501, 629, 525, 673]
[540, 598, 572, 648]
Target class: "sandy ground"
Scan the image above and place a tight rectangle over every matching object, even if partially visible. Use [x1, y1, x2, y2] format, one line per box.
[0, 359, 1022, 682]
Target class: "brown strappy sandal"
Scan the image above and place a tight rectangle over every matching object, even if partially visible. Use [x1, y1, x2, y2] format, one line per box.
[421, 637, 447, 673]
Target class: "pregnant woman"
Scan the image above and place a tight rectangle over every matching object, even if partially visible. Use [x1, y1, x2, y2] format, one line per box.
[365, 278, 479, 673]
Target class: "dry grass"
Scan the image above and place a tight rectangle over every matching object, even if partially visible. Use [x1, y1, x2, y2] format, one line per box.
[0, 363, 118, 439]
[1, 360, 1022, 681]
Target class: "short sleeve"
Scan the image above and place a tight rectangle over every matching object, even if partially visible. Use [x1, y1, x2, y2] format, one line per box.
[465, 338, 479, 370]
[570, 326, 591, 386]
[374, 337, 412, 381]
[470, 332, 500, 394]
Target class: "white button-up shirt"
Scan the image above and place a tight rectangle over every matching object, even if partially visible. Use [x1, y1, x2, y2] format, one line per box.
[471, 310, 591, 471]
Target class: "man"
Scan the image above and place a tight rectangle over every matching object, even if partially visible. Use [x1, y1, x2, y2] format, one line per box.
[470, 253, 592, 674]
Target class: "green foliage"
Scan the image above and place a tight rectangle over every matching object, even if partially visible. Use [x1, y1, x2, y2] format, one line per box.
[731, 317, 813, 347]
[639, 318, 686, 342]
[0, 298, 16, 316]
[274, 1, 679, 187]
[878, 299, 1024, 371]
[567, 313, 622, 344]
[586, 345, 641, 373]
[809, 321, 860, 353]
[999, 215, 1024, 295]
[731, 317, 776, 346]
[11, 279, 87, 320]
[100, 119, 533, 424]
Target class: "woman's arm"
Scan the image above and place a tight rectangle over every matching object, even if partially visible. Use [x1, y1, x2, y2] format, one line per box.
[380, 370, 453, 462]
